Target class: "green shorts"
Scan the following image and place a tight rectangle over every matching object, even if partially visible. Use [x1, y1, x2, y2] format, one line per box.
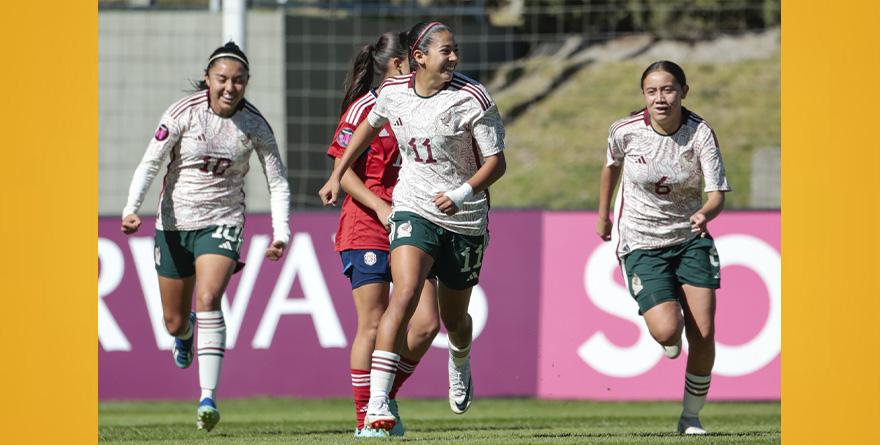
[388, 211, 489, 291]
[622, 235, 721, 315]
[154, 225, 244, 278]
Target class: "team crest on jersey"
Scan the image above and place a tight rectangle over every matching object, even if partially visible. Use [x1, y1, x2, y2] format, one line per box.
[397, 221, 412, 239]
[154, 246, 161, 266]
[155, 124, 169, 141]
[363, 251, 377, 266]
[631, 274, 643, 294]
[337, 128, 354, 147]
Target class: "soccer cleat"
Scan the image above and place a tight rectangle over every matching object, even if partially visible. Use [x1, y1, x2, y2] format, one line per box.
[677, 415, 707, 435]
[448, 357, 473, 414]
[388, 399, 404, 436]
[662, 337, 682, 359]
[365, 397, 396, 431]
[354, 426, 389, 437]
[197, 398, 220, 432]
[173, 312, 196, 369]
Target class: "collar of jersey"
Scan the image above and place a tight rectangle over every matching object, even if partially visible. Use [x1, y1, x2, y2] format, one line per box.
[409, 72, 449, 99]
[645, 107, 691, 136]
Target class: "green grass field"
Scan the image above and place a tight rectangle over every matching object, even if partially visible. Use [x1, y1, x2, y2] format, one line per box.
[99, 398, 780, 444]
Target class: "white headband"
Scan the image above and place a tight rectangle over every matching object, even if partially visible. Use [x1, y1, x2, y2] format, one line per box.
[208, 52, 249, 70]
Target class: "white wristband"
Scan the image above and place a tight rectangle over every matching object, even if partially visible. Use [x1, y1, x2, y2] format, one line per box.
[445, 183, 474, 209]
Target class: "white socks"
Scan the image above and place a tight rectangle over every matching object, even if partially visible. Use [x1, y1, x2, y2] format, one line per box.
[682, 372, 711, 418]
[197, 311, 226, 402]
[449, 341, 471, 367]
[369, 350, 400, 400]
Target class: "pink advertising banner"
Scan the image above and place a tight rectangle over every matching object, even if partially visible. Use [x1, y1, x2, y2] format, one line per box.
[98, 210, 543, 400]
[538, 211, 780, 400]
[98, 210, 779, 401]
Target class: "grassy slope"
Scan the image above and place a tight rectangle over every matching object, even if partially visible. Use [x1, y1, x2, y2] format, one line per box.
[492, 53, 781, 210]
[98, 398, 781, 444]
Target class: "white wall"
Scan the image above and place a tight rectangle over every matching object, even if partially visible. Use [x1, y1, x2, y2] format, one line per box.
[98, 10, 286, 216]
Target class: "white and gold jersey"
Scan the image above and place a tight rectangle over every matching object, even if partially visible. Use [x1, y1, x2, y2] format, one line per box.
[123, 91, 290, 245]
[367, 72, 505, 236]
[607, 108, 730, 257]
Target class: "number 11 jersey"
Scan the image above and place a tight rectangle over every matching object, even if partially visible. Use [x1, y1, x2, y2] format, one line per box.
[368, 72, 505, 236]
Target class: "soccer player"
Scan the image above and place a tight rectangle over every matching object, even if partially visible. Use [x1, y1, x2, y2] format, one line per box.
[121, 42, 290, 433]
[328, 30, 441, 438]
[319, 21, 507, 432]
[596, 60, 731, 435]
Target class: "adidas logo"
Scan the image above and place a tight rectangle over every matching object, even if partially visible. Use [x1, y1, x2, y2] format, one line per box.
[467, 271, 478, 281]
[219, 241, 234, 251]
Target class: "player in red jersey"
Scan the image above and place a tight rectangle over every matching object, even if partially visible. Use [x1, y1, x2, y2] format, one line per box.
[327, 30, 441, 438]
[596, 60, 731, 435]
[121, 42, 290, 433]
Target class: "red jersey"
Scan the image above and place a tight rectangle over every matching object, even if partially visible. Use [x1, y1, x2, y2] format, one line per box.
[328, 89, 402, 252]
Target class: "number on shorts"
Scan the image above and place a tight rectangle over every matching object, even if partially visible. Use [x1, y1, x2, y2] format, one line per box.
[211, 225, 241, 242]
[459, 242, 485, 272]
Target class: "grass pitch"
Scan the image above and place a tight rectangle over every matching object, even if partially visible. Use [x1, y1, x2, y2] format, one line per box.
[98, 398, 780, 444]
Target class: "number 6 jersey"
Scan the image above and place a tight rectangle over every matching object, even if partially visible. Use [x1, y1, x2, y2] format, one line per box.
[606, 108, 731, 258]
[367, 72, 505, 236]
[123, 91, 291, 245]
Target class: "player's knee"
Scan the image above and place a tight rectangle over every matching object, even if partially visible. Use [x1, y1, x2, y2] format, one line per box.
[411, 318, 441, 342]
[164, 315, 188, 337]
[195, 291, 222, 310]
[441, 312, 471, 333]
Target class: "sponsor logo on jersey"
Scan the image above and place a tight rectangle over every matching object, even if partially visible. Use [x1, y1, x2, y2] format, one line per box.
[467, 271, 479, 282]
[154, 246, 161, 266]
[631, 274, 643, 294]
[363, 251, 377, 266]
[378, 128, 390, 137]
[219, 241, 234, 251]
[155, 124, 169, 141]
[397, 221, 412, 239]
[337, 128, 354, 147]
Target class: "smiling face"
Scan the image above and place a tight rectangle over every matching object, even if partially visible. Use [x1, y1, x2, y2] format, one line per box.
[641, 69, 689, 134]
[414, 30, 459, 87]
[205, 59, 249, 117]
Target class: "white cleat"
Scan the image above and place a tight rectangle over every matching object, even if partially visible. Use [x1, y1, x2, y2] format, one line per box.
[677, 416, 707, 435]
[364, 397, 396, 432]
[448, 358, 473, 414]
[663, 337, 682, 359]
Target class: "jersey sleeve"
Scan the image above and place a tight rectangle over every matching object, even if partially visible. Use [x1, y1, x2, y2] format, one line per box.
[121, 108, 182, 218]
[605, 125, 626, 167]
[254, 124, 291, 246]
[366, 89, 390, 129]
[465, 84, 505, 157]
[327, 118, 358, 159]
[697, 124, 732, 193]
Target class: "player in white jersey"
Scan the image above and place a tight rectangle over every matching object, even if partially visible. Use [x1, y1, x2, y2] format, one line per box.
[121, 42, 290, 433]
[330, 30, 441, 438]
[320, 21, 506, 432]
[596, 61, 731, 435]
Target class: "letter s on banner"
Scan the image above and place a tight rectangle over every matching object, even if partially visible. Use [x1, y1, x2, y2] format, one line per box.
[712, 234, 781, 377]
[579, 240, 662, 377]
